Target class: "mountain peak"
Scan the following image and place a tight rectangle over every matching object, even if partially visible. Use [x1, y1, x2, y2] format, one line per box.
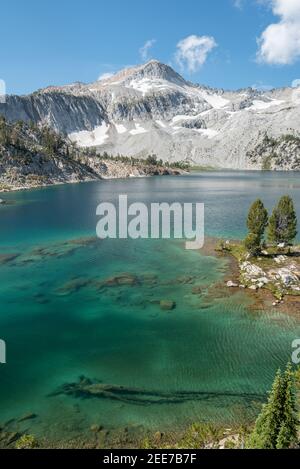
[132, 60, 187, 85]
[94, 60, 187, 88]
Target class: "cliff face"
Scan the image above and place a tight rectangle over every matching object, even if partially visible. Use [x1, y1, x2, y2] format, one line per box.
[1, 60, 300, 170]
[2, 93, 107, 134]
[247, 135, 300, 170]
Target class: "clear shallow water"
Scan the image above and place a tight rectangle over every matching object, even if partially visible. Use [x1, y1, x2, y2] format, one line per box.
[0, 171, 300, 443]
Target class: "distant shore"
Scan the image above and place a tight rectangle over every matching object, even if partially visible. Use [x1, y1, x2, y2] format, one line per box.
[0, 164, 185, 194]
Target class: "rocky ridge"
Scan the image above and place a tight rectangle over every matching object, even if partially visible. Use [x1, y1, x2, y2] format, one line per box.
[247, 134, 300, 170]
[0, 118, 181, 192]
[1, 60, 300, 169]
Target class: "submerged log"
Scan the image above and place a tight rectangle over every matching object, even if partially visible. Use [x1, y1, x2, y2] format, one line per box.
[50, 376, 265, 407]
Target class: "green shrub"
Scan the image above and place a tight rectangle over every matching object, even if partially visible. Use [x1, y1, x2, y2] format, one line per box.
[15, 434, 38, 449]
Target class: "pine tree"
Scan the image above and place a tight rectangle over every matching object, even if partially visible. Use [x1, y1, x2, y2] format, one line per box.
[247, 364, 298, 449]
[276, 423, 291, 449]
[247, 369, 284, 448]
[244, 233, 261, 256]
[244, 199, 268, 255]
[247, 199, 268, 239]
[267, 196, 298, 245]
[0, 115, 9, 146]
[277, 363, 298, 448]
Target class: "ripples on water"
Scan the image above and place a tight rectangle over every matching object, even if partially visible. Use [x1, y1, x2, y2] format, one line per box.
[0, 171, 299, 443]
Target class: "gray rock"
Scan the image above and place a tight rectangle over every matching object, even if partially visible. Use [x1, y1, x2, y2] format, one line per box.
[160, 300, 176, 311]
[227, 281, 238, 288]
[1, 60, 300, 170]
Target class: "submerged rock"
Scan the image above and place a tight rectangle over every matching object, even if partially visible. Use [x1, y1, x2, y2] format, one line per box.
[102, 273, 139, 287]
[140, 273, 158, 285]
[160, 300, 176, 311]
[57, 278, 90, 295]
[192, 286, 203, 295]
[176, 275, 194, 284]
[0, 253, 19, 265]
[69, 236, 98, 246]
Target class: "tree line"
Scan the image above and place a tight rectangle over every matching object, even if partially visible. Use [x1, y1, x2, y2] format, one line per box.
[0, 116, 190, 170]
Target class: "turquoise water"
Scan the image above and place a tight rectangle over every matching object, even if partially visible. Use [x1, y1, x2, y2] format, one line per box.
[0, 171, 300, 443]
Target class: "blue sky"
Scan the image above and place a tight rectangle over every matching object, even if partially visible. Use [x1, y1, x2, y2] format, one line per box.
[1, 0, 300, 95]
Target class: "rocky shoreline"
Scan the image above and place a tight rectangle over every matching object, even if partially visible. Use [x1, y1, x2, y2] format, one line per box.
[0, 158, 183, 194]
[213, 239, 300, 316]
[0, 117, 185, 193]
[0, 413, 250, 450]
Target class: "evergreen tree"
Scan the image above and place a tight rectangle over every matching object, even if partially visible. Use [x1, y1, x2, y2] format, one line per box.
[0, 115, 9, 146]
[146, 154, 158, 166]
[276, 423, 291, 449]
[267, 196, 297, 245]
[247, 364, 298, 449]
[244, 199, 268, 255]
[278, 363, 298, 447]
[244, 233, 261, 256]
[247, 199, 268, 239]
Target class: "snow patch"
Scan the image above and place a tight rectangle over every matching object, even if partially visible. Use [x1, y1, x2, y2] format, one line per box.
[250, 99, 284, 110]
[130, 123, 147, 135]
[69, 122, 109, 147]
[128, 78, 170, 96]
[128, 77, 189, 97]
[115, 123, 127, 134]
[156, 120, 167, 128]
[196, 128, 219, 138]
[172, 114, 200, 123]
[197, 91, 229, 109]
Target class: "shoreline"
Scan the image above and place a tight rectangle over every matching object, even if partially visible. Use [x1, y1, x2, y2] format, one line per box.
[3, 167, 300, 195]
[0, 418, 252, 450]
[0, 167, 185, 194]
[208, 238, 300, 318]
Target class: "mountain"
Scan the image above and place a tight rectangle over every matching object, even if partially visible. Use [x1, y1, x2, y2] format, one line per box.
[0, 118, 180, 192]
[1, 60, 300, 170]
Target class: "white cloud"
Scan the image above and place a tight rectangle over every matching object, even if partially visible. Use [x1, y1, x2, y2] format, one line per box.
[233, 0, 245, 9]
[292, 79, 300, 88]
[257, 0, 300, 65]
[139, 39, 156, 62]
[175, 35, 217, 73]
[98, 72, 114, 81]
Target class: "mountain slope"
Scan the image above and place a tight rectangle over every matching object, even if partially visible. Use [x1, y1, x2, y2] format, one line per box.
[1, 60, 300, 170]
[0, 118, 180, 191]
